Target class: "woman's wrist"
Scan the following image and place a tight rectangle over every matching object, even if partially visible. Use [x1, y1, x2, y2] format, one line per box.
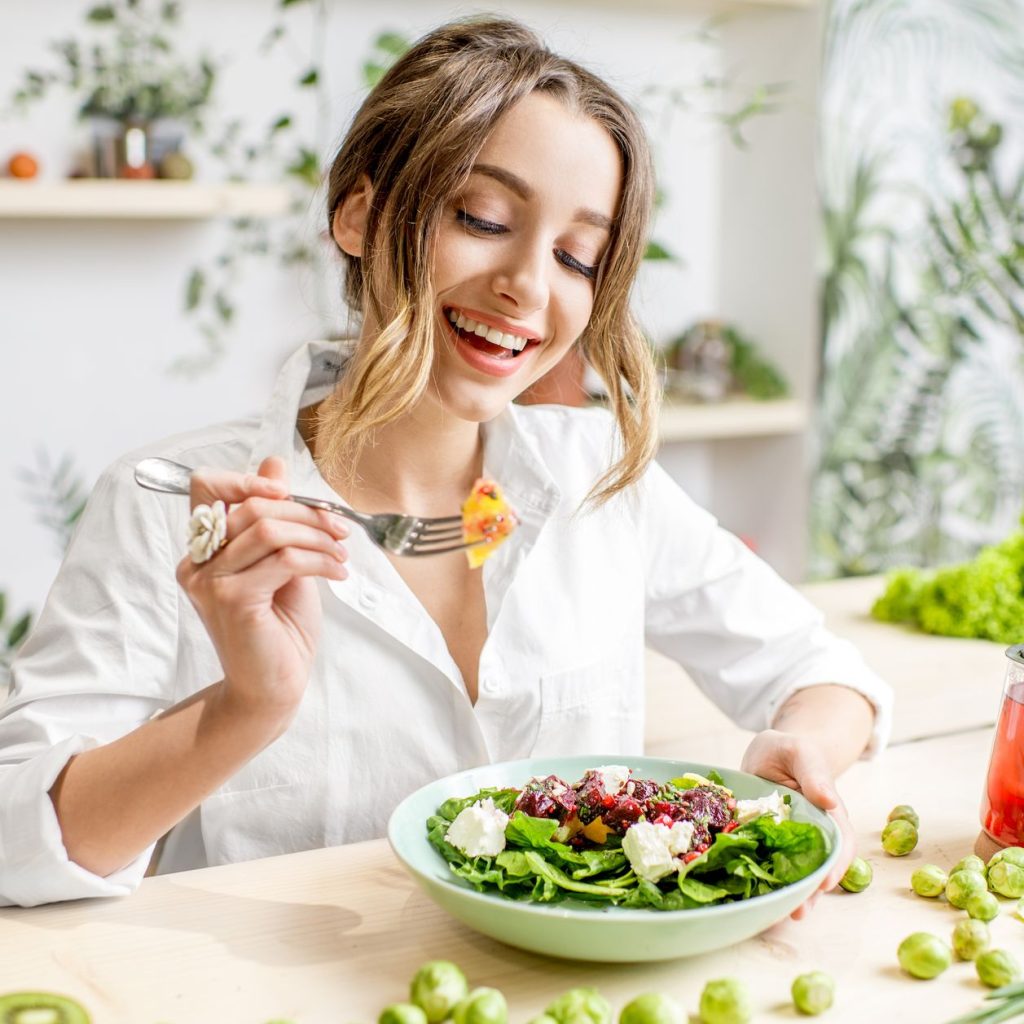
[208, 678, 299, 744]
[771, 684, 875, 776]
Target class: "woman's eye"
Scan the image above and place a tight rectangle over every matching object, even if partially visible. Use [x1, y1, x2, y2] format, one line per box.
[557, 250, 599, 281]
[456, 209, 507, 235]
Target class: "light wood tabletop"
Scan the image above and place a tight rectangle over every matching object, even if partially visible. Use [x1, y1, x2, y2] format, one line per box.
[0, 576, 1013, 1024]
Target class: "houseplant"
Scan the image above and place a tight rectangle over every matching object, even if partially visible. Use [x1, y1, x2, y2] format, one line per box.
[7, 0, 217, 177]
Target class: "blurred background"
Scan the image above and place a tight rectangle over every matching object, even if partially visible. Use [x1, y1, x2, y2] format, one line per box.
[1, 0, 1022, 673]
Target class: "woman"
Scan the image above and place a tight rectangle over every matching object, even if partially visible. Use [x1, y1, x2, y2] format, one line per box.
[0, 17, 890, 908]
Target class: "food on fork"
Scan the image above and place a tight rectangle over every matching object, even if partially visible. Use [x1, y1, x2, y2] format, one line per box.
[461, 479, 518, 568]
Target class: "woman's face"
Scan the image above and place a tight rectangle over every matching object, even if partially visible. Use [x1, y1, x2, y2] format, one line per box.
[428, 90, 623, 423]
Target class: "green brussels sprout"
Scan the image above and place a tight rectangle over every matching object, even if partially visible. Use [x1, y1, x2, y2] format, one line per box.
[952, 855, 986, 875]
[966, 891, 1000, 922]
[544, 988, 611, 1024]
[882, 819, 918, 856]
[987, 846, 1024, 870]
[790, 972, 834, 1016]
[952, 919, 991, 961]
[897, 933, 952, 979]
[410, 961, 470, 1023]
[618, 993, 684, 1024]
[911, 865, 948, 898]
[380, 1005, 429, 1024]
[987, 860, 1024, 898]
[975, 949, 1022, 989]
[946, 870, 988, 909]
[839, 857, 873, 893]
[887, 805, 920, 829]
[452, 989, 508, 1024]
[698, 978, 752, 1024]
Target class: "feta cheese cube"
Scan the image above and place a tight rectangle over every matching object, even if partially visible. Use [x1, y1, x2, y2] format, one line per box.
[444, 798, 510, 857]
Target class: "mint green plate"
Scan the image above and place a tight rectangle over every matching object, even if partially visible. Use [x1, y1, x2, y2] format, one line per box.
[387, 755, 840, 962]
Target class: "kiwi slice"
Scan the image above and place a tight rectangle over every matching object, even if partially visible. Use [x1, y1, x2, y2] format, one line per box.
[0, 993, 91, 1024]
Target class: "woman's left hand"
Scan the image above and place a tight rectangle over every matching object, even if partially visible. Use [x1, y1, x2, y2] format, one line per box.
[740, 728, 854, 920]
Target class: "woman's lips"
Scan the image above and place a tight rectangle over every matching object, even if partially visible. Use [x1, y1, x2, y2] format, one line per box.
[445, 317, 536, 378]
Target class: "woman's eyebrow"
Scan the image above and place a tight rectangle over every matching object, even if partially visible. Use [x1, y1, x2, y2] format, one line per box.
[471, 162, 613, 232]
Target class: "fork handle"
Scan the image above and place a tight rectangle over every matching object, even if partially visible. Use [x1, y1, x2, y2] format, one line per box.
[134, 457, 372, 528]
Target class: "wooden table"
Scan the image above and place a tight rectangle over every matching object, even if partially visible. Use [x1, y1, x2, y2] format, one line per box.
[0, 577, 1014, 1023]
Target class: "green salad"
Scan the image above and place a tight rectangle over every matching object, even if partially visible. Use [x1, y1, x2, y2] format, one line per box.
[425, 765, 830, 911]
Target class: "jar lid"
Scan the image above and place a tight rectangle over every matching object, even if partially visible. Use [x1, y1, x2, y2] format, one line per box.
[1005, 644, 1024, 665]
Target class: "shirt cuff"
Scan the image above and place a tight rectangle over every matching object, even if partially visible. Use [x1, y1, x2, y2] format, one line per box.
[763, 637, 894, 761]
[0, 735, 154, 907]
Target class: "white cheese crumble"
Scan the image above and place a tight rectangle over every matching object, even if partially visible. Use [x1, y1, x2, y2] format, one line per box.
[733, 790, 791, 825]
[621, 820, 696, 882]
[593, 764, 631, 794]
[444, 798, 510, 857]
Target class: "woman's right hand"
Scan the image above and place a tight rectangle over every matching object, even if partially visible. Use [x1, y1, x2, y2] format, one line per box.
[175, 456, 349, 727]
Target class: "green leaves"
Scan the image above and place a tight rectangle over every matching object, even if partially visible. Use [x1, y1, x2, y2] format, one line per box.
[427, 785, 827, 911]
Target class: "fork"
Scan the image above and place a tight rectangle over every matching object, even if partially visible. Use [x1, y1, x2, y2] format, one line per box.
[134, 457, 474, 557]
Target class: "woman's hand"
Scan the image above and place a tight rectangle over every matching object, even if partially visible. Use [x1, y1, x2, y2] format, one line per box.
[740, 729, 855, 920]
[175, 456, 349, 728]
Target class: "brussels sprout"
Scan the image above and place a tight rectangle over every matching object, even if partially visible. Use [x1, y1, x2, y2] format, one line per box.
[946, 870, 988, 909]
[897, 933, 952, 979]
[618, 993, 684, 1024]
[966, 891, 1000, 922]
[987, 846, 1024, 870]
[839, 857, 873, 893]
[790, 972, 834, 1016]
[544, 988, 611, 1024]
[952, 919, 991, 961]
[380, 1005, 429, 1024]
[410, 961, 470, 1023]
[988, 860, 1024, 898]
[452, 989, 508, 1024]
[881, 820, 918, 856]
[975, 949, 1022, 989]
[911, 865, 948, 898]
[952, 855, 986, 875]
[887, 805, 920, 829]
[698, 978, 752, 1024]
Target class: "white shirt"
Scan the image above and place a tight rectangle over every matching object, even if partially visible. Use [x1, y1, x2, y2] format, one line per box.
[0, 342, 893, 907]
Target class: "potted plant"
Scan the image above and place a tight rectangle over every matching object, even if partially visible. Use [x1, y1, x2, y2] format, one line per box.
[7, 0, 217, 178]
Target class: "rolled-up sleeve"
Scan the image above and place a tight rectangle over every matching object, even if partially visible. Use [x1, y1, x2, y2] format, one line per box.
[640, 461, 893, 758]
[0, 457, 180, 906]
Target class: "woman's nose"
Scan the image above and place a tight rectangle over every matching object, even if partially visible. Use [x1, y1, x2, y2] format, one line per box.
[491, 235, 550, 313]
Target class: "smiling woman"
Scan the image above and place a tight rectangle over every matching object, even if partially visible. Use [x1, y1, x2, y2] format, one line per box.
[0, 16, 892, 910]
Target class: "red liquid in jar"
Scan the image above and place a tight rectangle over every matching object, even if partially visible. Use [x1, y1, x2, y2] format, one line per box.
[982, 680, 1024, 847]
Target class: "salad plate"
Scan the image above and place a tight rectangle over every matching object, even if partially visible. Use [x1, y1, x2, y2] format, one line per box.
[387, 754, 841, 963]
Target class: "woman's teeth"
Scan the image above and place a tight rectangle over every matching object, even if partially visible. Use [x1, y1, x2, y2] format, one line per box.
[447, 310, 530, 353]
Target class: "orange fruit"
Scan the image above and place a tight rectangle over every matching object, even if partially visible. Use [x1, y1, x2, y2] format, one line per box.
[7, 152, 39, 179]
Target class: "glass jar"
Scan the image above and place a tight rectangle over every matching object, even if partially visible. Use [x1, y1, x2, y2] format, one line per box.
[980, 644, 1024, 848]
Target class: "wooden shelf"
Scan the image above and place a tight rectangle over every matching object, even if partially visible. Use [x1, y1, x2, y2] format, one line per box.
[658, 396, 808, 442]
[0, 180, 292, 220]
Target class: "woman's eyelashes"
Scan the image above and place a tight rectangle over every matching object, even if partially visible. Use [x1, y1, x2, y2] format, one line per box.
[455, 208, 600, 281]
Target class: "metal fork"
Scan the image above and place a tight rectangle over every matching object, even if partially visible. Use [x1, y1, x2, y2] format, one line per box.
[134, 457, 475, 557]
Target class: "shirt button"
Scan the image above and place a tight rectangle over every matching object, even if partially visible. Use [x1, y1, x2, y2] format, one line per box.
[359, 588, 378, 609]
[480, 677, 497, 695]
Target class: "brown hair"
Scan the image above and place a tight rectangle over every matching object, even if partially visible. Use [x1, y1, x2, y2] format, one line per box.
[317, 16, 658, 506]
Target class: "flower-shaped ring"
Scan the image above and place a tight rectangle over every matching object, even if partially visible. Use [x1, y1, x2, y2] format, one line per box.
[187, 500, 228, 564]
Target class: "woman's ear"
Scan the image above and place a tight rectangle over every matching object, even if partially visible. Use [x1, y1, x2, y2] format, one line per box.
[332, 174, 373, 257]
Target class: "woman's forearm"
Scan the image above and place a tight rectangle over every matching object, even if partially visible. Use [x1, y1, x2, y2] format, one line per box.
[49, 683, 290, 878]
[771, 684, 876, 777]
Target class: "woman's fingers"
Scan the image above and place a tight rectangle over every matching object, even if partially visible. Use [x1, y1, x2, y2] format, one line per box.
[212, 518, 348, 576]
[189, 460, 290, 507]
[224, 496, 348, 544]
